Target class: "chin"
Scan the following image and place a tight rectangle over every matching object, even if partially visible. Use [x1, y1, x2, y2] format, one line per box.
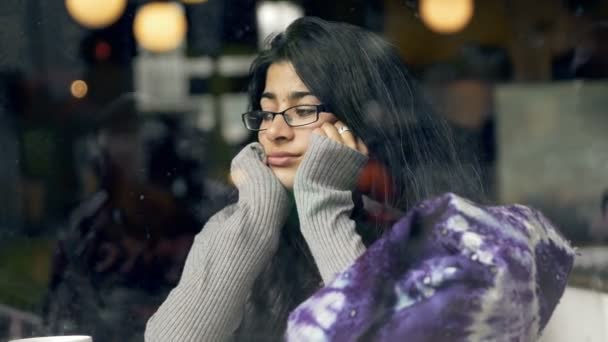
[271, 167, 295, 190]
[281, 179, 294, 190]
[277, 175, 295, 190]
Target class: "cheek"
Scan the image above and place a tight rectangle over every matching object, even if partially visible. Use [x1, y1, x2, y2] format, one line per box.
[294, 130, 316, 151]
[297, 115, 337, 146]
[257, 132, 269, 149]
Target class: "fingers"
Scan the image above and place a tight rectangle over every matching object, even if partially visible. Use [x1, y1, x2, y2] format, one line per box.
[313, 121, 368, 154]
[321, 122, 344, 145]
[313, 121, 356, 148]
[312, 127, 327, 137]
[230, 142, 277, 187]
[335, 121, 358, 150]
[356, 137, 369, 156]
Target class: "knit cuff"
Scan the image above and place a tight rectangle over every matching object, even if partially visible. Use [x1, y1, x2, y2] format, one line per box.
[231, 142, 291, 226]
[294, 134, 368, 192]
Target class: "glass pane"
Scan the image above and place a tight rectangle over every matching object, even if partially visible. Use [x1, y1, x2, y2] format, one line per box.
[0, 1, 606, 341]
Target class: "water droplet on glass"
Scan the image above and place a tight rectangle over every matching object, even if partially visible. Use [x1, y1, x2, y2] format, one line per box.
[139, 194, 145, 200]
[350, 309, 357, 317]
[441, 228, 448, 235]
[423, 276, 431, 285]
[471, 253, 479, 261]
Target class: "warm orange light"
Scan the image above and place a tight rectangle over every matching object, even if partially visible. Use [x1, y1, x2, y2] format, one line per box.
[133, 2, 187, 53]
[65, 0, 127, 29]
[71, 80, 88, 99]
[420, 0, 474, 34]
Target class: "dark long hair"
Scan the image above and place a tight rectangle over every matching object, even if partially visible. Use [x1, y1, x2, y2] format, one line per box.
[236, 17, 483, 340]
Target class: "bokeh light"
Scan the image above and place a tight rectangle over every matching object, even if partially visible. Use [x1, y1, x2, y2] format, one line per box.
[133, 2, 188, 53]
[256, 1, 303, 49]
[94, 41, 112, 61]
[181, 0, 208, 4]
[65, 0, 127, 29]
[420, 0, 474, 34]
[70, 80, 88, 99]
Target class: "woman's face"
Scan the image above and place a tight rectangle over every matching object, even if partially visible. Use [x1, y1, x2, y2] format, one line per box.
[257, 62, 338, 189]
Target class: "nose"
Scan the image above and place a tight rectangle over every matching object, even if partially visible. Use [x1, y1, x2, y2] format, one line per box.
[263, 113, 294, 142]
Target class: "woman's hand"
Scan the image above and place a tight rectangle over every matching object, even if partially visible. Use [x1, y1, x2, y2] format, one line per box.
[312, 121, 369, 157]
[294, 121, 369, 192]
[231, 143, 281, 189]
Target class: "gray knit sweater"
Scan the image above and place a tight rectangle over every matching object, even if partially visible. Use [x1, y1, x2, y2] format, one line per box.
[144, 134, 369, 341]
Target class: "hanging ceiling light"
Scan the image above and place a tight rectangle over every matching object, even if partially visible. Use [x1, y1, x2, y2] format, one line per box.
[65, 0, 127, 29]
[133, 2, 188, 53]
[256, 1, 303, 49]
[419, 0, 474, 34]
[70, 80, 88, 99]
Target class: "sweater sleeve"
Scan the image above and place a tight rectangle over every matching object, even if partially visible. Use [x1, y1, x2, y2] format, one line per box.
[145, 143, 290, 342]
[293, 134, 369, 284]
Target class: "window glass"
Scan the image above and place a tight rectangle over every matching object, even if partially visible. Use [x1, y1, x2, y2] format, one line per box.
[0, 1, 606, 341]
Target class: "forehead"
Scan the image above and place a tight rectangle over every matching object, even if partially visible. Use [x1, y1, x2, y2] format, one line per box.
[264, 62, 310, 93]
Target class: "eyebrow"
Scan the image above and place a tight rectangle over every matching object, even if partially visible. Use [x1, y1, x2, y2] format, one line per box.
[261, 91, 316, 101]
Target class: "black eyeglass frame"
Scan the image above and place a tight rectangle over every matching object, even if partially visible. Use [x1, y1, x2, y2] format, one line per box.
[241, 104, 328, 131]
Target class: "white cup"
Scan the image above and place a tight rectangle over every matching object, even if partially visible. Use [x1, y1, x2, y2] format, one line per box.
[9, 336, 92, 342]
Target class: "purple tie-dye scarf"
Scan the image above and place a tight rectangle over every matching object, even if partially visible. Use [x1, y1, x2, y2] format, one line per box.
[287, 193, 575, 342]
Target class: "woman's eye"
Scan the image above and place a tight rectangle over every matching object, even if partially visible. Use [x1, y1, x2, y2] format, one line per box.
[295, 108, 315, 116]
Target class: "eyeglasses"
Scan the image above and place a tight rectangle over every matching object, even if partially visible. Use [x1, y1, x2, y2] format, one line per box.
[241, 104, 327, 131]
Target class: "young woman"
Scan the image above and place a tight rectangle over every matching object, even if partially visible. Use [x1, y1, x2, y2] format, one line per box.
[145, 17, 485, 341]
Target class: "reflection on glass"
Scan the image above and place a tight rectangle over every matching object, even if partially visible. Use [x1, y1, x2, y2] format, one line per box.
[0, 1, 606, 341]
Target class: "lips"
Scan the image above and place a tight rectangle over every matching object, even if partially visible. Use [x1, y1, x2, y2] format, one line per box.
[266, 152, 300, 167]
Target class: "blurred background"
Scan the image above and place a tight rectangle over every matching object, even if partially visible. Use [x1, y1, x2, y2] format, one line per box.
[0, 0, 607, 341]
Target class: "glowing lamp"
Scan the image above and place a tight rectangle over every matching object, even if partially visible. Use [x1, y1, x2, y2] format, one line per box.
[65, 0, 127, 29]
[134, 2, 187, 53]
[71, 80, 88, 99]
[420, 0, 474, 34]
[256, 1, 303, 48]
